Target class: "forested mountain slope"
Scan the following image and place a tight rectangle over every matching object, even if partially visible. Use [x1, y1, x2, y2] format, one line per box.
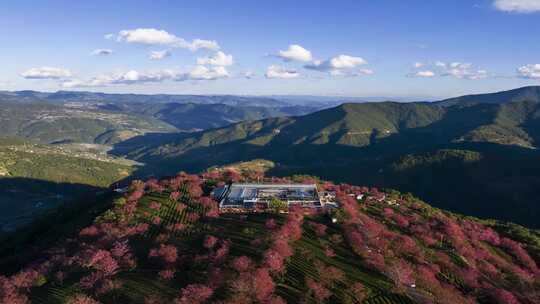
[437, 86, 540, 107]
[111, 100, 540, 228]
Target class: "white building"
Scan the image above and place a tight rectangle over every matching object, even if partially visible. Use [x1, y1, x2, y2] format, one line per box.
[216, 183, 326, 209]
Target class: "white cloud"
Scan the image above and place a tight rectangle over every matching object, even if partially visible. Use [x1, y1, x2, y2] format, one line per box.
[330, 55, 367, 68]
[112, 28, 219, 51]
[441, 62, 488, 80]
[91, 49, 113, 56]
[277, 44, 313, 62]
[493, 0, 540, 12]
[61, 66, 229, 88]
[517, 64, 540, 79]
[414, 62, 424, 68]
[304, 54, 367, 75]
[117, 28, 178, 44]
[421, 61, 489, 80]
[330, 68, 374, 77]
[359, 68, 374, 75]
[197, 51, 234, 66]
[265, 65, 300, 79]
[182, 66, 229, 80]
[149, 50, 171, 60]
[407, 61, 489, 80]
[62, 70, 175, 87]
[189, 39, 220, 51]
[21, 67, 73, 79]
[413, 70, 435, 78]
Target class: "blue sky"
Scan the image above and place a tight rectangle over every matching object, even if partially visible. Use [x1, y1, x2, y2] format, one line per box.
[1, 0, 539, 98]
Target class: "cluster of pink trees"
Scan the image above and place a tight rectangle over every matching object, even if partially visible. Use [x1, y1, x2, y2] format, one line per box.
[148, 243, 179, 281]
[332, 178, 540, 303]
[175, 284, 214, 304]
[0, 270, 41, 304]
[310, 222, 327, 237]
[223, 212, 304, 303]
[5, 168, 540, 304]
[67, 293, 101, 304]
[0, 170, 224, 303]
[306, 278, 331, 303]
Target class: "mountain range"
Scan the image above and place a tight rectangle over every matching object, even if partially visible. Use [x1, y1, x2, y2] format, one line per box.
[0, 92, 320, 144]
[110, 86, 540, 227]
[2, 86, 540, 229]
[1, 86, 540, 303]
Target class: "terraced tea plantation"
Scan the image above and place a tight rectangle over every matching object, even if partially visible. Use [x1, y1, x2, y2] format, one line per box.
[1, 171, 539, 303]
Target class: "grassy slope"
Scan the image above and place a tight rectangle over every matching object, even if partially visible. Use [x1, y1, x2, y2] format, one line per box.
[0, 139, 133, 228]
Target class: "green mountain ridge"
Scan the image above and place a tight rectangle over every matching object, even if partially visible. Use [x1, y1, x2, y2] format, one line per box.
[437, 86, 540, 107]
[111, 97, 540, 228]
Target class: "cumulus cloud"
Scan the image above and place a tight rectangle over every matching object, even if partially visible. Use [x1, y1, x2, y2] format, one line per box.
[117, 28, 178, 45]
[493, 0, 540, 12]
[91, 49, 113, 56]
[411, 70, 435, 78]
[409, 61, 489, 80]
[517, 64, 540, 79]
[304, 54, 368, 76]
[112, 28, 219, 51]
[62, 70, 174, 88]
[189, 39, 220, 51]
[414, 62, 424, 68]
[197, 51, 233, 66]
[277, 44, 313, 62]
[61, 66, 229, 88]
[149, 50, 171, 60]
[265, 65, 300, 79]
[21, 67, 73, 79]
[442, 62, 489, 80]
[330, 55, 367, 68]
[182, 66, 229, 80]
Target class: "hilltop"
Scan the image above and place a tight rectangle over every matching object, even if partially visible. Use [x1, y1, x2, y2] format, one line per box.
[3, 86, 540, 229]
[1, 170, 538, 303]
[111, 98, 540, 228]
[436, 86, 540, 107]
